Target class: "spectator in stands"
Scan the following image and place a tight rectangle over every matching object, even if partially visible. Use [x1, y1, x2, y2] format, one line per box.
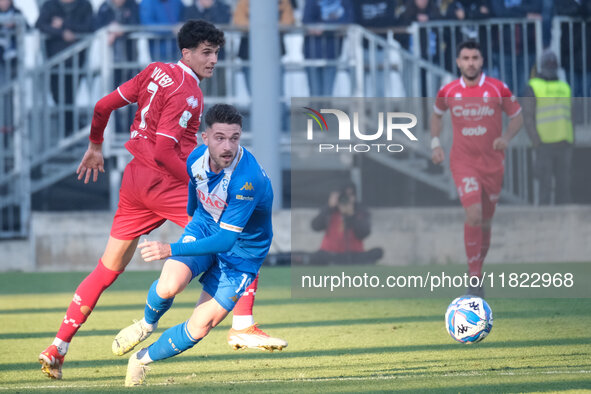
[0, 0, 25, 83]
[397, 0, 441, 56]
[443, 0, 489, 21]
[95, 0, 139, 82]
[183, 0, 230, 23]
[488, 0, 540, 95]
[139, 0, 183, 61]
[557, 0, 591, 98]
[35, 0, 94, 135]
[523, 50, 574, 205]
[183, 0, 230, 96]
[233, 0, 294, 91]
[397, 0, 440, 96]
[310, 182, 383, 265]
[95, 0, 139, 133]
[439, 0, 489, 72]
[303, 0, 354, 97]
[353, 1, 398, 96]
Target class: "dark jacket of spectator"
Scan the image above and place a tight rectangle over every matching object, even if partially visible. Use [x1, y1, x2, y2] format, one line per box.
[444, 0, 490, 20]
[354, 0, 397, 29]
[35, 0, 94, 57]
[183, 0, 230, 23]
[95, 0, 139, 29]
[303, 0, 354, 60]
[0, 0, 26, 72]
[397, 0, 440, 60]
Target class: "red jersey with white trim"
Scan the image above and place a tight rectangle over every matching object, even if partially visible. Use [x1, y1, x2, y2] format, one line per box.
[117, 61, 204, 174]
[434, 73, 521, 173]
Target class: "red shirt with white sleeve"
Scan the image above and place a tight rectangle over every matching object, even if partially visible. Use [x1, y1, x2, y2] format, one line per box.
[89, 61, 204, 183]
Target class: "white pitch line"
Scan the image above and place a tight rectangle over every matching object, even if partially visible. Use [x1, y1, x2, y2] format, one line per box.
[2, 370, 590, 390]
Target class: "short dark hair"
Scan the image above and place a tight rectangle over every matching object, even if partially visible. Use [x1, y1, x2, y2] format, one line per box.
[205, 104, 243, 128]
[177, 20, 225, 51]
[456, 41, 481, 57]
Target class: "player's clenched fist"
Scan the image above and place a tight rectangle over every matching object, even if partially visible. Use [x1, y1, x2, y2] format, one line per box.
[431, 146, 445, 164]
[138, 240, 172, 262]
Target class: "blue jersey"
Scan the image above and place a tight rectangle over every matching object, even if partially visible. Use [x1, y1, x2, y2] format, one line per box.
[183, 144, 273, 267]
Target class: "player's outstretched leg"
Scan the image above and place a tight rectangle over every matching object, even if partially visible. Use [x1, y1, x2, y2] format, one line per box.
[39, 258, 124, 379]
[228, 275, 288, 351]
[113, 280, 174, 355]
[125, 291, 228, 386]
[115, 259, 192, 356]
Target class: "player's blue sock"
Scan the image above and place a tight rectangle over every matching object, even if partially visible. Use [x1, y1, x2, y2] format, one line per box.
[144, 280, 174, 325]
[147, 321, 200, 361]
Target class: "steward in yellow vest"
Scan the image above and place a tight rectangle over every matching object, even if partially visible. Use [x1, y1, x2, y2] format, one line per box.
[523, 50, 573, 205]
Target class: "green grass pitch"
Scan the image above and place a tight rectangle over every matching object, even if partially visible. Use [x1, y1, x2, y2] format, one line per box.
[1, 267, 590, 393]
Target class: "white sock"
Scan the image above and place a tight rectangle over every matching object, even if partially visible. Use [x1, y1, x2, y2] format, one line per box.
[141, 317, 157, 332]
[52, 338, 69, 356]
[136, 348, 153, 364]
[232, 315, 255, 330]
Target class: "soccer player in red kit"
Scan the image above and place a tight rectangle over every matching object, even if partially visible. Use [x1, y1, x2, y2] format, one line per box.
[430, 41, 523, 296]
[39, 20, 286, 380]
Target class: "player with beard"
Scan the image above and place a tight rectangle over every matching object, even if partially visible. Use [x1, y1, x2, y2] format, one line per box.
[430, 41, 523, 296]
[118, 104, 275, 386]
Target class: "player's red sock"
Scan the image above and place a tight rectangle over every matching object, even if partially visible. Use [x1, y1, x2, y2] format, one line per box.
[481, 227, 491, 263]
[232, 274, 258, 329]
[464, 223, 483, 277]
[56, 259, 123, 343]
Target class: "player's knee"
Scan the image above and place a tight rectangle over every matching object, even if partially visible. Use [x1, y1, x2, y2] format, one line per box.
[186, 319, 213, 340]
[155, 280, 183, 299]
[465, 208, 483, 227]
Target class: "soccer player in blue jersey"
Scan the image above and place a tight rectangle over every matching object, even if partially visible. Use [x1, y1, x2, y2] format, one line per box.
[114, 104, 276, 386]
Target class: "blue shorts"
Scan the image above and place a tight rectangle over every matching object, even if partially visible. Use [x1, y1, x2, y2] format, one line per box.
[172, 254, 255, 311]
[171, 228, 257, 311]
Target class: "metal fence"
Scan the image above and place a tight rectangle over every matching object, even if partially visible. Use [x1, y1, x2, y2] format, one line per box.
[0, 15, 28, 237]
[0, 18, 590, 238]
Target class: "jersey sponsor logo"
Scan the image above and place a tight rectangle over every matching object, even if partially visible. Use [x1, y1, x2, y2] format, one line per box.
[240, 182, 254, 191]
[452, 105, 495, 119]
[186, 96, 199, 109]
[461, 126, 487, 136]
[236, 194, 254, 201]
[179, 110, 192, 128]
[197, 189, 228, 210]
[151, 66, 174, 88]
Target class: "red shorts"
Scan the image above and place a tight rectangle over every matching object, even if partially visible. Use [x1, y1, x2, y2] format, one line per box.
[451, 165, 503, 209]
[111, 159, 189, 240]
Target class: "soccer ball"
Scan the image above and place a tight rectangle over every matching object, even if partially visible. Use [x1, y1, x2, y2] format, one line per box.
[445, 296, 493, 344]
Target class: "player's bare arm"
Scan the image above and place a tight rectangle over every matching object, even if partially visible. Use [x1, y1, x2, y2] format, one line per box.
[430, 112, 445, 164]
[138, 240, 172, 262]
[493, 112, 524, 151]
[76, 142, 105, 184]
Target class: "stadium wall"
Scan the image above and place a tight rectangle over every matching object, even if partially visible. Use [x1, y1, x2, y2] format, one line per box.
[0, 206, 589, 272]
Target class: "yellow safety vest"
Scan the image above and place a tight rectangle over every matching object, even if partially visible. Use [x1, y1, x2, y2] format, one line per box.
[528, 78, 573, 143]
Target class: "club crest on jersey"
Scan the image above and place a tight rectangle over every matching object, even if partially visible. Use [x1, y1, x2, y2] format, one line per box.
[483, 91, 489, 102]
[179, 110, 192, 128]
[240, 182, 254, 191]
[186, 96, 199, 109]
[197, 189, 228, 210]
